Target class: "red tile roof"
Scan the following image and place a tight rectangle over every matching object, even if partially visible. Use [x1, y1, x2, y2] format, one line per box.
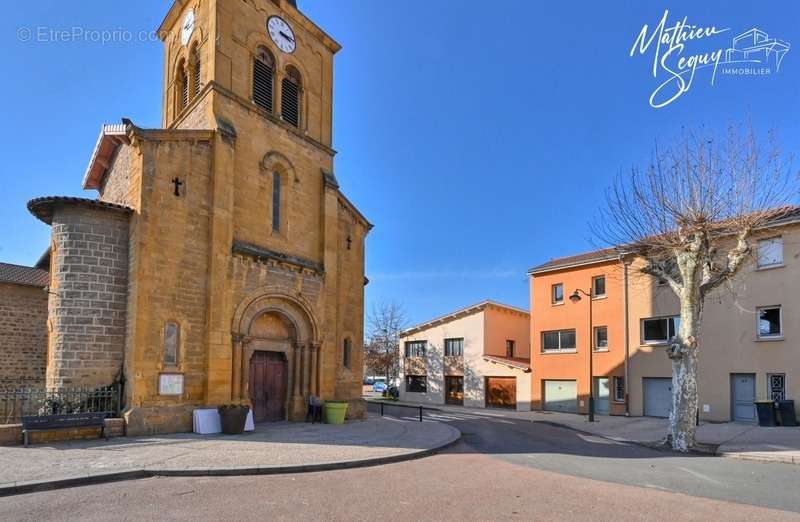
[528, 247, 622, 274]
[27, 196, 133, 225]
[0, 262, 49, 287]
[482, 355, 531, 372]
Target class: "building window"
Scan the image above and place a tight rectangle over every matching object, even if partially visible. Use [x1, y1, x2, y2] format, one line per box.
[642, 316, 680, 344]
[551, 283, 564, 304]
[594, 326, 608, 351]
[253, 47, 275, 112]
[164, 322, 180, 366]
[405, 375, 427, 393]
[192, 45, 201, 97]
[768, 373, 786, 401]
[592, 275, 606, 298]
[271, 171, 281, 233]
[541, 329, 576, 352]
[613, 376, 625, 402]
[444, 338, 463, 356]
[342, 338, 351, 368]
[281, 66, 302, 127]
[757, 306, 782, 338]
[404, 341, 426, 357]
[506, 340, 515, 358]
[757, 237, 783, 268]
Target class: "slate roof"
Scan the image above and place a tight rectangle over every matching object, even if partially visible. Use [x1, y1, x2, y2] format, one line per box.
[0, 262, 49, 287]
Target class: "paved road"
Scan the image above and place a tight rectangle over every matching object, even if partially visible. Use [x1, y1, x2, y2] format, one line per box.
[3, 410, 799, 520]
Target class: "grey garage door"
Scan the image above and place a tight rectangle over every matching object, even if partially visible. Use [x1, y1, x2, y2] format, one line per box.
[544, 380, 577, 413]
[643, 378, 672, 418]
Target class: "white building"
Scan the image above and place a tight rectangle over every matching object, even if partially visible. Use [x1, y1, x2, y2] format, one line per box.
[399, 301, 531, 411]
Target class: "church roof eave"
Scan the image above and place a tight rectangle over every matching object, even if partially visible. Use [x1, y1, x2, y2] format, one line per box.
[81, 119, 133, 191]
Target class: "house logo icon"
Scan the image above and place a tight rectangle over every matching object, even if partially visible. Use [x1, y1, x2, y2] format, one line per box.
[723, 28, 790, 71]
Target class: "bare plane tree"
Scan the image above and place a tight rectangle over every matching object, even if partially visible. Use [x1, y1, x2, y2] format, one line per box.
[364, 301, 408, 386]
[594, 126, 797, 451]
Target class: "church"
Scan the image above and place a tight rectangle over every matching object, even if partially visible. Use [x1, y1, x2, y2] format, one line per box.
[26, 0, 370, 435]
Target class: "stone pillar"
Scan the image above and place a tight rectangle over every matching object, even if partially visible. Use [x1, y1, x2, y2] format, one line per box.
[293, 343, 302, 398]
[231, 335, 242, 401]
[240, 342, 252, 402]
[303, 343, 311, 396]
[310, 343, 319, 397]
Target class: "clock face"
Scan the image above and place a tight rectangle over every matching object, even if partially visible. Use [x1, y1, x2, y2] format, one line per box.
[181, 9, 195, 47]
[268, 16, 296, 53]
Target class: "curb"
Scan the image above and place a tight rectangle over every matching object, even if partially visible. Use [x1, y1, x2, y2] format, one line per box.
[0, 424, 461, 497]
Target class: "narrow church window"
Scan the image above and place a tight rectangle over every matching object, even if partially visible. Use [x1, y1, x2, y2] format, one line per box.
[281, 66, 302, 127]
[253, 47, 275, 112]
[272, 171, 281, 233]
[192, 45, 201, 97]
[177, 59, 189, 111]
[164, 322, 180, 366]
[343, 338, 352, 369]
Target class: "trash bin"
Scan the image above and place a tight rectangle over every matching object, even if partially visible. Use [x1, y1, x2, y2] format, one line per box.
[776, 400, 797, 427]
[754, 400, 777, 427]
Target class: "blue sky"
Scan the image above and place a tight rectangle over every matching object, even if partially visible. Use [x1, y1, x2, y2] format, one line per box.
[2, 1, 799, 325]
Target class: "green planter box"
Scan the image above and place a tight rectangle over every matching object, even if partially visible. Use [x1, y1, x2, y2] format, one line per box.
[325, 401, 349, 424]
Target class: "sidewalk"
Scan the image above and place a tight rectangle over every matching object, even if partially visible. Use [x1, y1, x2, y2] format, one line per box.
[0, 415, 460, 496]
[383, 400, 800, 465]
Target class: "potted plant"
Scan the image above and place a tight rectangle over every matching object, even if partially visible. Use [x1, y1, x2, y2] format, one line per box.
[218, 404, 249, 434]
[324, 400, 349, 425]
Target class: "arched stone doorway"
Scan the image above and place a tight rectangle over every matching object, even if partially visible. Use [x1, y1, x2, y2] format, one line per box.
[231, 292, 320, 422]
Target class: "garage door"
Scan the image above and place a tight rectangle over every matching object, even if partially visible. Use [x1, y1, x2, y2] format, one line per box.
[486, 377, 516, 409]
[543, 380, 577, 413]
[643, 378, 672, 418]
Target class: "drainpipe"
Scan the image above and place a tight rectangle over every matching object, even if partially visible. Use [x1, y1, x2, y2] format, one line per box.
[621, 254, 631, 416]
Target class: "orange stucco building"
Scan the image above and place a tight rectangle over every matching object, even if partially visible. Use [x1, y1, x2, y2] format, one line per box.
[529, 251, 629, 416]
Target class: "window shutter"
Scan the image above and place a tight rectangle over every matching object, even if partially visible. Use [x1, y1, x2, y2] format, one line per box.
[181, 71, 189, 109]
[281, 77, 300, 127]
[193, 49, 201, 96]
[253, 57, 274, 112]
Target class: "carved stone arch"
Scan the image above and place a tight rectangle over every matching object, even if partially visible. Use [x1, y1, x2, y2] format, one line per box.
[232, 289, 318, 343]
[261, 150, 296, 180]
[230, 290, 321, 411]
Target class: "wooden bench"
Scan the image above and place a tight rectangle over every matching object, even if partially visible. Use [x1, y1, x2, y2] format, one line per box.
[21, 412, 108, 447]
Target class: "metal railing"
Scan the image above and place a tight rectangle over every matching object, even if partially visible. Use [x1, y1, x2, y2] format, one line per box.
[366, 400, 438, 422]
[0, 385, 122, 424]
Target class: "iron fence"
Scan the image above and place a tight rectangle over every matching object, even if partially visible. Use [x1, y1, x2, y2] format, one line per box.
[366, 400, 439, 422]
[0, 385, 121, 424]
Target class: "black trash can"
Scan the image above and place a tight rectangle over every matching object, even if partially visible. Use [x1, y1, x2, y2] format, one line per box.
[777, 400, 797, 427]
[754, 400, 777, 427]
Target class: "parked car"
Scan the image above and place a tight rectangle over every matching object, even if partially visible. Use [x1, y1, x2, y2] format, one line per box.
[383, 385, 399, 400]
[373, 381, 388, 393]
[363, 378, 375, 385]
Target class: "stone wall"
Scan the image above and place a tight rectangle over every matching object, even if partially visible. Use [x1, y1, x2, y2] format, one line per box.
[48, 205, 130, 389]
[0, 283, 48, 388]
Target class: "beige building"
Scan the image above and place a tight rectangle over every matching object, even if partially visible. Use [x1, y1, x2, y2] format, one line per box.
[25, 0, 370, 434]
[528, 209, 800, 422]
[399, 301, 531, 411]
[627, 214, 800, 422]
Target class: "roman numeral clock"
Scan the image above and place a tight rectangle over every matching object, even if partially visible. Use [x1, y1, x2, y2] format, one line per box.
[268, 16, 296, 53]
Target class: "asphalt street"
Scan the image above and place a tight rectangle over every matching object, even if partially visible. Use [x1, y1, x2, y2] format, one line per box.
[3, 409, 799, 520]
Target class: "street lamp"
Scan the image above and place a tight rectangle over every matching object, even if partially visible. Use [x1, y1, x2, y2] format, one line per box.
[569, 288, 595, 422]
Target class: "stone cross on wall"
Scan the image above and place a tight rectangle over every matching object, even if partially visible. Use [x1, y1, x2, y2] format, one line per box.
[171, 177, 183, 197]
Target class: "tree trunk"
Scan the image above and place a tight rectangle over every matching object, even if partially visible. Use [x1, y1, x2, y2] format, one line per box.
[667, 283, 702, 451]
[668, 342, 698, 451]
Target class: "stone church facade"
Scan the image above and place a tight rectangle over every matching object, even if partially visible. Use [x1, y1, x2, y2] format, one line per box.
[27, 0, 370, 435]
